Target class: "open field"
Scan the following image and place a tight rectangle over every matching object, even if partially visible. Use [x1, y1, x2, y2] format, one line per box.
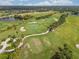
[0, 11, 79, 59]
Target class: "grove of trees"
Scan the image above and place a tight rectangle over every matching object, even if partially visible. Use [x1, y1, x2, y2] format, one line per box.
[51, 44, 72, 59]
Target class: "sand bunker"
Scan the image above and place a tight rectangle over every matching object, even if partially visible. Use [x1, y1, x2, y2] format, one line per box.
[20, 27, 26, 32]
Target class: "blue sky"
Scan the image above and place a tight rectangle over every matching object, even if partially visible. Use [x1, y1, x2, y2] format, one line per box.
[0, 0, 79, 6]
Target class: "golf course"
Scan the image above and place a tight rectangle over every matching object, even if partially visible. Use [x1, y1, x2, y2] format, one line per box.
[0, 11, 79, 59]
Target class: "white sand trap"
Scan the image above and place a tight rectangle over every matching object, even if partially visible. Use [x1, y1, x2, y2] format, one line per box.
[5, 49, 15, 53]
[0, 30, 49, 54]
[26, 43, 31, 49]
[26, 43, 33, 51]
[18, 42, 23, 48]
[52, 29, 55, 32]
[13, 38, 18, 43]
[76, 44, 79, 48]
[0, 38, 11, 53]
[20, 27, 26, 32]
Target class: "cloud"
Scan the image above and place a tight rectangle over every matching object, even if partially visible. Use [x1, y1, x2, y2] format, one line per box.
[51, 0, 73, 5]
[19, 0, 25, 1]
[0, 0, 74, 6]
[28, 0, 73, 6]
[0, 0, 14, 5]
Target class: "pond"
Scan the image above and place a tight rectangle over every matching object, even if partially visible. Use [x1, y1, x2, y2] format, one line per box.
[0, 17, 16, 21]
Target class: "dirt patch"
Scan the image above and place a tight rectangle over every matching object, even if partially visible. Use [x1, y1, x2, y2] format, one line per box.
[30, 38, 43, 54]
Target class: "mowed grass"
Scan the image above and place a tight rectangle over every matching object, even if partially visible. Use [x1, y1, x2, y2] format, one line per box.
[0, 12, 56, 40]
[0, 12, 57, 59]
[12, 15, 79, 59]
[0, 12, 79, 59]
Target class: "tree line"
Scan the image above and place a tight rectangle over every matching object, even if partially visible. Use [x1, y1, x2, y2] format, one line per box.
[14, 14, 33, 20]
[36, 13, 53, 20]
[48, 14, 68, 32]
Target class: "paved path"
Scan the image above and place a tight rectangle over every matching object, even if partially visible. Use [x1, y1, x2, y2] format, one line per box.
[0, 30, 50, 54]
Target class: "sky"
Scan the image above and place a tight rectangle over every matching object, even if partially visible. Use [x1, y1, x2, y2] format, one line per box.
[0, 0, 78, 6]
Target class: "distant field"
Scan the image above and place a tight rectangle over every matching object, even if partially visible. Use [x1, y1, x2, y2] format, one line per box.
[0, 11, 79, 59]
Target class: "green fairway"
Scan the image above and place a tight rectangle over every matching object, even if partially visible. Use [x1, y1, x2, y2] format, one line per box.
[0, 11, 79, 59]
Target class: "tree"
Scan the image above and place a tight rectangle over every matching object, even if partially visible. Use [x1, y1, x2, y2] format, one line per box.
[72, 11, 79, 15]
[63, 44, 72, 59]
[51, 52, 61, 59]
[7, 53, 13, 59]
[21, 34, 24, 38]
[11, 35, 16, 39]
[51, 44, 72, 59]
[14, 15, 23, 20]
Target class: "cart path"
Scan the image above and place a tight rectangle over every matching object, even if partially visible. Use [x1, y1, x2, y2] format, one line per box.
[0, 17, 59, 54]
